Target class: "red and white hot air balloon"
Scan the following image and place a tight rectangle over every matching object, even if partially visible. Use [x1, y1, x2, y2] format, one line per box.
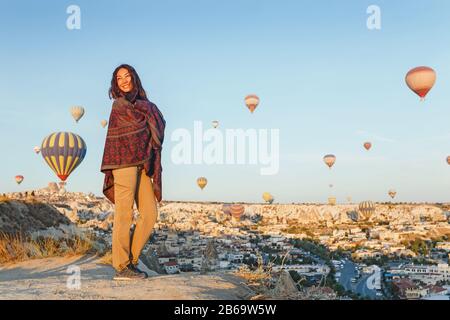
[323, 154, 336, 169]
[405, 66, 436, 100]
[244, 94, 260, 113]
[15, 175, 24, 185]
[363, 142, 372, 151]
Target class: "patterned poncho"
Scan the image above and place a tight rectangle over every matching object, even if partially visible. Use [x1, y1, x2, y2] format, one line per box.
[100, 97, 165, 203]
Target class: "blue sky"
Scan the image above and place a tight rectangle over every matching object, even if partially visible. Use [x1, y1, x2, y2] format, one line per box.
[1, 0, 450, 203]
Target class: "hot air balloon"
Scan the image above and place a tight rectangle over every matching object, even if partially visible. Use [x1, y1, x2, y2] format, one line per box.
[446, 156, 450, 165]
[221, 203, 232, 215]
[359, 201, 375, 218]
[329, 184, 334, 188]
[405, 66, 436, 100]
[262, 192, 273, 203]
[364, 142, 372, 151]
[346, 196, 352, 203]
[244, 95, 259, 113]
[212, 120, 219, 128]
[388, 189, 397, 199]
[101, 120, 108, 128]
[328, 197, 336, 205]
[34, 146, 41, 154]
[15, 175, 24, 184]
[230, 204, 245, 220]
[70, 106, 85, 123]
[41, 132, 87, 181]
[323, 154, 336, 169]
[197, 177, 207, 190]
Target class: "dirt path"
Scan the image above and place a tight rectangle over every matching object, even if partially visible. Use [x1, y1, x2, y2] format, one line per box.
[0, 255, 255, 300]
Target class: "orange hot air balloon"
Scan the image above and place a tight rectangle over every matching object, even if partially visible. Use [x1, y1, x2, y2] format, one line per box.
[446, 156, 450, 165]
[15, 175, 24, 184]
[323, 154, 336, 169]
[197, 177, 207, 190]
[388, 189, 397, 199]
[364, 142, 372, 151]
[405, 66, 436, 100]
[244, 94, 259, 113]
[230, 204, 245, 219]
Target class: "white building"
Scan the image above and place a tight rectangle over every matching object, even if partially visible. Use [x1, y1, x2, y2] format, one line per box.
[164, 261, 180, 274]
[392, 263, 450, 285]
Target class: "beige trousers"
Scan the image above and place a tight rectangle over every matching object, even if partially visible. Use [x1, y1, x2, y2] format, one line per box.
[112, 166, 157, 271]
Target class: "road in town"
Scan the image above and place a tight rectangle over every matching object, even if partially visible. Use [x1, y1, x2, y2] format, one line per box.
[337, 260, 379, 299]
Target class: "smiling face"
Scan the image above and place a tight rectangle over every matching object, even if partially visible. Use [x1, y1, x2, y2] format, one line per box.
[116, 67, 134, 93]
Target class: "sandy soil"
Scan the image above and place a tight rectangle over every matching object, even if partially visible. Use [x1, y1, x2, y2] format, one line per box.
[0, 255, 255, 300]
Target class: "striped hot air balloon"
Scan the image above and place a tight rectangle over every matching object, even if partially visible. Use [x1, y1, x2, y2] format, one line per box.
[244, 94, 260, 113]
[70, 106, 85, 123]
[323, 154, 336, 169]
[197, 177, 208, 190]
[41, 132, 87, 181]
[359, 201, 375, 217]
[15, 175, 24, 184]
[230, 204, 245, 220]
[363, 142, 372, 151]
[405, 66, 436, 100]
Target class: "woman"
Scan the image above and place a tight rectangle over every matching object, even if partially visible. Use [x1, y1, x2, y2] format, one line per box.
[101, 64, 165, 280]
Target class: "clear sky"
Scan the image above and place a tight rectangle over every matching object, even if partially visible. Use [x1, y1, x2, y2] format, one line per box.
[1, 0, 450, 203]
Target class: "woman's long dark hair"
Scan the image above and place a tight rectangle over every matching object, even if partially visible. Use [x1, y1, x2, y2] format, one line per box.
[108, 64, 148, 101]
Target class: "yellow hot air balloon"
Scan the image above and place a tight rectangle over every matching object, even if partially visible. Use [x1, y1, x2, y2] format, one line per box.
[101, 120, 108, 128]
[405, 66, 436, 100]
[323, 154, 336, 169]
[197, 177, 207, 190]
[328, 197, 336, 205]
[212, 120, 219, 128]
[388, 189, 397, 199]
[244, 94, 259, 113]
[70, 106, 85, 123]
[262, 192, 273, 203]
